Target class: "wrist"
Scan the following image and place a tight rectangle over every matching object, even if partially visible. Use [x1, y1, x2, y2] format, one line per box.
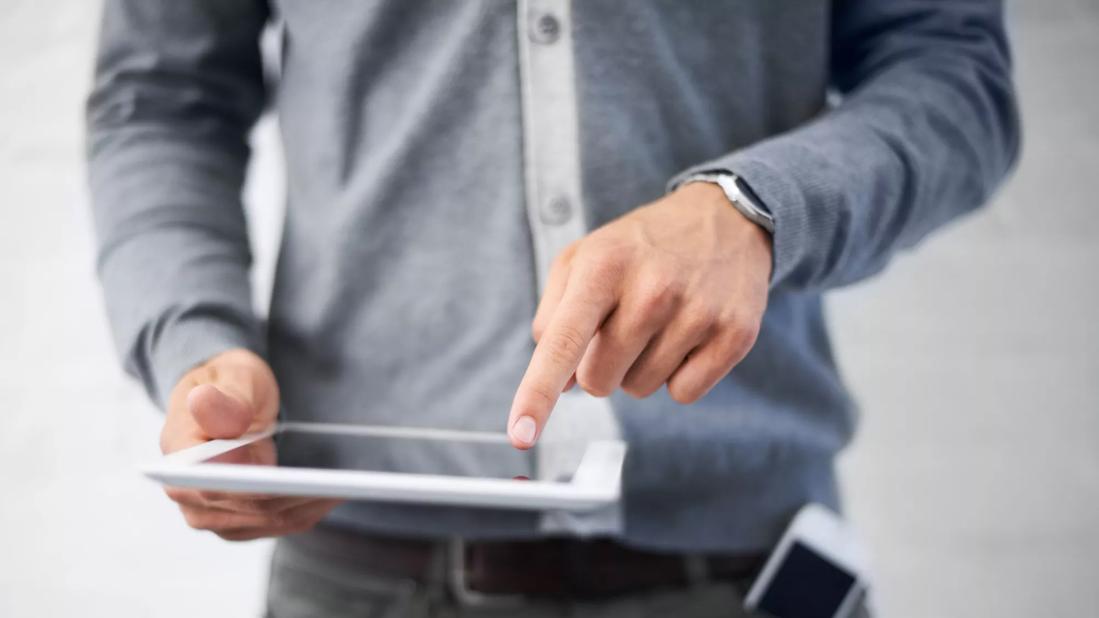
[672, 180, 735, 213]
[675, 172, 775, 235]
[672, 181, 774, 281]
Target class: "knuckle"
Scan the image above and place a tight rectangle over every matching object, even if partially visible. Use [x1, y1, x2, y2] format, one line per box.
[620, 383, 651, 399]
[522, 381, 559, 412]
[682, 304, 718, 335]
[545, 325, 587, 367]
[668, 381, 702, 405]
[698, 361, 731, 392]
[634, 278, 681, 320]
[620, 374, 660, 399]
[560, 240, 581, 261]
[740, 322, 762, 348]
[581, 244, 629, 281]
[575, 366, 613, 398]
[551, 244, 576, 271]
[601, 243, 632, 267]
[721, 321, 760, 361]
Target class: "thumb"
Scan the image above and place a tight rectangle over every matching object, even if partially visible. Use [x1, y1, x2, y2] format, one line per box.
[162, 349, 279, 454]
[187, 383, 254, 439]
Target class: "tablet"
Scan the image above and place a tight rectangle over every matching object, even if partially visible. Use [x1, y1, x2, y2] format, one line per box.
[142, 422, 626, 512]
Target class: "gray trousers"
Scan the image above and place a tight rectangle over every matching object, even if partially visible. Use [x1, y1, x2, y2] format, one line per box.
[265, 534, 764, 618]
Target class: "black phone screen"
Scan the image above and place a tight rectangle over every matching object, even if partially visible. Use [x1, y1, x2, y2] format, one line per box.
[756, 540, 858, 618]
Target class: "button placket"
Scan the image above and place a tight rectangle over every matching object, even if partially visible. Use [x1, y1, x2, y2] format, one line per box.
[516, 0, 587, 291]
[516, 0, 624, 536]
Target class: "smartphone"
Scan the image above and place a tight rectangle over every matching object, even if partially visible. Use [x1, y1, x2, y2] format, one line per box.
[744, 504, 871, 618]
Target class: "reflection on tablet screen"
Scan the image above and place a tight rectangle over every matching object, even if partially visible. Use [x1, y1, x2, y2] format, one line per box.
[200, 428, 551, 481]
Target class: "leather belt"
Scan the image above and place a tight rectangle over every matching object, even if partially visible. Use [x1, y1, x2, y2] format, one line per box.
[288, 525, 766, 602]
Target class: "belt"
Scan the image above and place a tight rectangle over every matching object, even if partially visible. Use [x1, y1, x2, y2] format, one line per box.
[287, 525, 766, 603]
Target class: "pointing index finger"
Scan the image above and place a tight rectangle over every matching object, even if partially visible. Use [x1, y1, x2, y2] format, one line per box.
[508, 279, 614, 448]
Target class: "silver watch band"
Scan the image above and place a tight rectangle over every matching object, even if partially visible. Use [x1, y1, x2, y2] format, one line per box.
[679, 172, 775, 234]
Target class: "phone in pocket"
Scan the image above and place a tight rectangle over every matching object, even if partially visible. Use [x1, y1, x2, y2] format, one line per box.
[744, 504, 871, 618]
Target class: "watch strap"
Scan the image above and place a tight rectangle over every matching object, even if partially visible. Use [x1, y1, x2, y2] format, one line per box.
[678, 171, 775, 234]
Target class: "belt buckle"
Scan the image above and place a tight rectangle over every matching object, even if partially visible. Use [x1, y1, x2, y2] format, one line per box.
[447, 537, 527, 608]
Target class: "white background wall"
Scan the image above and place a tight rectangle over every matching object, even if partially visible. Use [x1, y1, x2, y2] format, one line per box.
[1, 1, 1096, 616]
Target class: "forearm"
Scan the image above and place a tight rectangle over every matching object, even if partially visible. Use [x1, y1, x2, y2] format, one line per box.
[671, 0, 1021, 291]
[87, 0, 269, 406]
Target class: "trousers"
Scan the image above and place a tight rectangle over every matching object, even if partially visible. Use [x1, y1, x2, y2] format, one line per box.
[264, 532, 768, 618]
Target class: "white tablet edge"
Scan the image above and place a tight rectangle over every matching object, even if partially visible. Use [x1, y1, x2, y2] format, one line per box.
[142, 423, 626, 512]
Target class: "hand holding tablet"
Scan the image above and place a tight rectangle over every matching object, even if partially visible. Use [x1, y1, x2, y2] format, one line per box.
[146, 423, 625, 511]
[147, 348, 627, 529]
[158, 349, 342, 541]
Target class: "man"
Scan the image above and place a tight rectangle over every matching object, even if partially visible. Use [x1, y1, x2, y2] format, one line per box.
[87, 0, 1019, 616]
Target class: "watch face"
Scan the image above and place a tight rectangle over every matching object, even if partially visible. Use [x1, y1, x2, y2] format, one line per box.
[733, 176, 766, 212]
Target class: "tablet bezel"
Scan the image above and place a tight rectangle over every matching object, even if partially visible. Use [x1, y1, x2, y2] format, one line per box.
[142, 422, 626, 512]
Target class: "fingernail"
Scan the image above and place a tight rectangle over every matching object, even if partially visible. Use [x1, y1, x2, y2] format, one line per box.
[510, 415, 538, 446]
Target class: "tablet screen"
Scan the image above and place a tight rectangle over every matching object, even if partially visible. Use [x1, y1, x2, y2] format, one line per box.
[199, 428, 547, 481]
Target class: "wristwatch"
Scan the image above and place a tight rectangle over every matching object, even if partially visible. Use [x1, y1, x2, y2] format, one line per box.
[679, 171, 775, 234]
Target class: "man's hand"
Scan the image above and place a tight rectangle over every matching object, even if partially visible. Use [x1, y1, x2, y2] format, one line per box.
[507, 182, 773, 448]
[161, 348, 342, 541]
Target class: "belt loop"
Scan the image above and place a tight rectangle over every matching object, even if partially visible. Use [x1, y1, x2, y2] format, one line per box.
[683, 554, 710, 586]
[423, 538, 449, 604]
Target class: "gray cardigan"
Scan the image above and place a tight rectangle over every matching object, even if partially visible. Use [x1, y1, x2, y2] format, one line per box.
[87, 0, 1019, 552]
